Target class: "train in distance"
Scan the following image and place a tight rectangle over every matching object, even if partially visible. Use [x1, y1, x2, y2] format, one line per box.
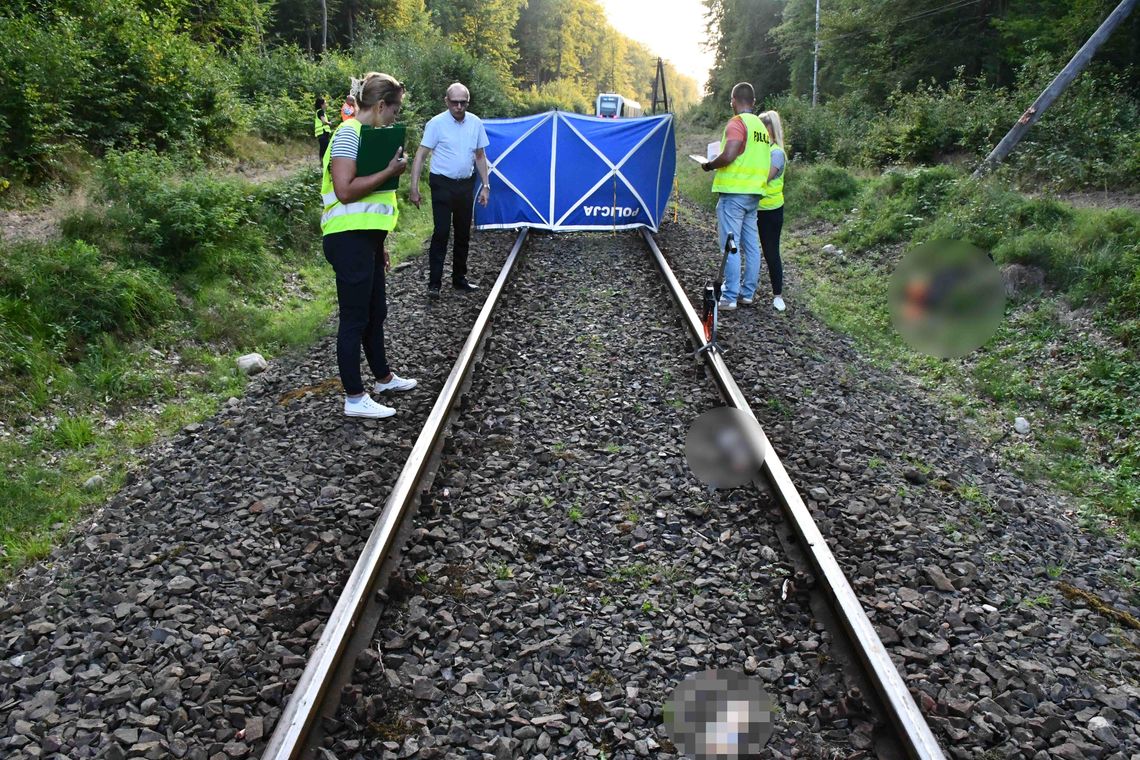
[595, 93, 643, 118]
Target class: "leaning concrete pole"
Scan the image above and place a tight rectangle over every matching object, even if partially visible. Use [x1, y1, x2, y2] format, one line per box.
[973, 0, 1137, 178]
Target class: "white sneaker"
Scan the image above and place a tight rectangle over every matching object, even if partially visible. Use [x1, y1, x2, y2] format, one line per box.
[718, 297, 737, 311]
[773, 295, 786, 312]
[344, 394, 396, 419]
[374, 372, 418, 393]
[741, 295, 755, 306]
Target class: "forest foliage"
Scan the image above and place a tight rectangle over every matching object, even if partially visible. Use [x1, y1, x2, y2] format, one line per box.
[698, 0, 1140, 188]
[0, 0, 699, 187]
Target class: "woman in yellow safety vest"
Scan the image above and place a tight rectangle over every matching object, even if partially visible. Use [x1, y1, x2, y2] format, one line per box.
[757, 110, 787, 312]
[314, 96, 333, 162]
[322, 72, 417, 419]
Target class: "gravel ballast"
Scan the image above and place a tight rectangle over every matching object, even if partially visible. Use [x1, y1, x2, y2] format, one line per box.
[3, 201, 1137, 760]
[655, 203, 1140, 759]
[0, 236, 514, 759]
[325, 230, 865, 759]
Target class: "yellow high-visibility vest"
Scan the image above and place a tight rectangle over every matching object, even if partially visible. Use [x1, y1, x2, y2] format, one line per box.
[320, 119, 399, 236]
[712, 113, 770, 195]
[759, 145, 785, 210]
[314, 112, 332, 137]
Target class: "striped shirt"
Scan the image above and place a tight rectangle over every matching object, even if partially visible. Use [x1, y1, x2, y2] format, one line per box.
[329, 127, 360, 161]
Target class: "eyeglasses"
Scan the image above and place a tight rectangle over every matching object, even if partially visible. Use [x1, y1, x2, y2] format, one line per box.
[448, 99, 469, 106]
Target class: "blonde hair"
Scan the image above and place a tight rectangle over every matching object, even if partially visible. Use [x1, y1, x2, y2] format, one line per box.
[349, 72, 404, 110]
[759, 110, 784, 150]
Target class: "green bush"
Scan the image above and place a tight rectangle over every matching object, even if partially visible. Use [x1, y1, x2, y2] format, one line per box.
[833, 166, 1140, 329]
[842, 165, 960, 248]
[767, 93, 869, 165]
[0, 0, 244, 183]
[0, 239, 175, 362]
[784, 163, 864, 223]
[741, 61, 1140, 190]
[518, 79, 593, 115]
[83, 151, 272, 282]
[252, 168, 323, 251]
[361, 33, 519, 122]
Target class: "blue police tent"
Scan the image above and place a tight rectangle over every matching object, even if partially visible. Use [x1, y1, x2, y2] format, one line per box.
[474, 111, 675, 232]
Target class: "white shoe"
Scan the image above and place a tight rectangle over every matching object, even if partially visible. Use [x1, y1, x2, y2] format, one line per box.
[773, 295, 786, 312]
[718, 297, 737, 311]
[741, 295, 755, 306]
[344, 394, 396, 419]
[374, 372, 417, 393]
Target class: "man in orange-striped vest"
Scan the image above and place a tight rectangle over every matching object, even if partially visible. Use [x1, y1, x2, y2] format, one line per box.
[702, 82, 771, 311]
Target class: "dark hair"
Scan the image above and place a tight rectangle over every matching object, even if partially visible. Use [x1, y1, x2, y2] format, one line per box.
[731, 82, 755, 106]
[315, 96, 326, 109]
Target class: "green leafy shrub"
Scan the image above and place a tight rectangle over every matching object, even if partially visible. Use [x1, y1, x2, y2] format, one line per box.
[0, 239, 175, 358]
[748, 61, 1139, 190]
[0, 0, 244, 183]
[518, 79, 593, 115]
[767, 93, 869, 165]
[252, 169, 322, 251]
[83, 151, 272, 282]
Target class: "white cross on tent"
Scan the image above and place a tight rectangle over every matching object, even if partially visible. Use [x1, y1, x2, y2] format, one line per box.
[477, 111, 676, 232]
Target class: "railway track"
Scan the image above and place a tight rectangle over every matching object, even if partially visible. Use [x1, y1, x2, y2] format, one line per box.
[261, 228, 944, 760]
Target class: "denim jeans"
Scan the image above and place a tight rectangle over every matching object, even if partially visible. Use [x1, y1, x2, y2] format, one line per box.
[716, 193, 762, 303]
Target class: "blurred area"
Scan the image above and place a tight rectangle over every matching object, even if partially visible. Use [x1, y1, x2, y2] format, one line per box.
[889, 240, 1005, 359]
[685, 408, 766, 489]
[665, 670, 775, 759]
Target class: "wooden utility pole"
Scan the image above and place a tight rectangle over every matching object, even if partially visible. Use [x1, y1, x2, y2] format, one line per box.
[973, 0, 1137, 177]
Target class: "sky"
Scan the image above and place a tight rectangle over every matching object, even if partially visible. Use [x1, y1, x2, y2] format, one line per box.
[596, 0, 715, 94]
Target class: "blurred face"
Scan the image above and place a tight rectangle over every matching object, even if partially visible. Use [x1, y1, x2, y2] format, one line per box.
[445, 86, 470, 121]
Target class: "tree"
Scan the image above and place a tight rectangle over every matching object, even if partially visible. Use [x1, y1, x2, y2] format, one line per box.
[703, 0, 791, 107]
[427, 0, 527, 83]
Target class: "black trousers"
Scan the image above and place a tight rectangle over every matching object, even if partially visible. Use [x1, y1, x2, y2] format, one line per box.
[427, 173, 475, 289]
[318, 133, 330, 163]
[757, 205, 784, 296]
[323, 230, 389, 395]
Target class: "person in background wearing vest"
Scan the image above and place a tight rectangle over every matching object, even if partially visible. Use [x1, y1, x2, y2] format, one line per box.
[408, 82, 490, 299]
[757, 110, 786, 312]
[701, 82, 771, 311]
[322, 72, 418, 419]
[314, 96, 333, 162]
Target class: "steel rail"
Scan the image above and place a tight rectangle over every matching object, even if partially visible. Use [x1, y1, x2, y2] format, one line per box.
[261, 228, 530, 759]
[641, 228, 946, 760]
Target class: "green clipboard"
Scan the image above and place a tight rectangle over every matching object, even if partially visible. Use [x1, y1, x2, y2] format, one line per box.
[356, 124, 407, 191]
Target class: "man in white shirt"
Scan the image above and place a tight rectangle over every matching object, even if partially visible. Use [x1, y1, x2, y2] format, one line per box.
[410, 82, 491, 298]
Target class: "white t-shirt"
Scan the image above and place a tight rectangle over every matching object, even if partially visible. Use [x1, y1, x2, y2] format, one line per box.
[422, 111, 490, 180]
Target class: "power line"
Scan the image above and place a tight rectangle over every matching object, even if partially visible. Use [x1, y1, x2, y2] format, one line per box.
[725, 0, 991, 63]
[822, 0, 988, 43]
